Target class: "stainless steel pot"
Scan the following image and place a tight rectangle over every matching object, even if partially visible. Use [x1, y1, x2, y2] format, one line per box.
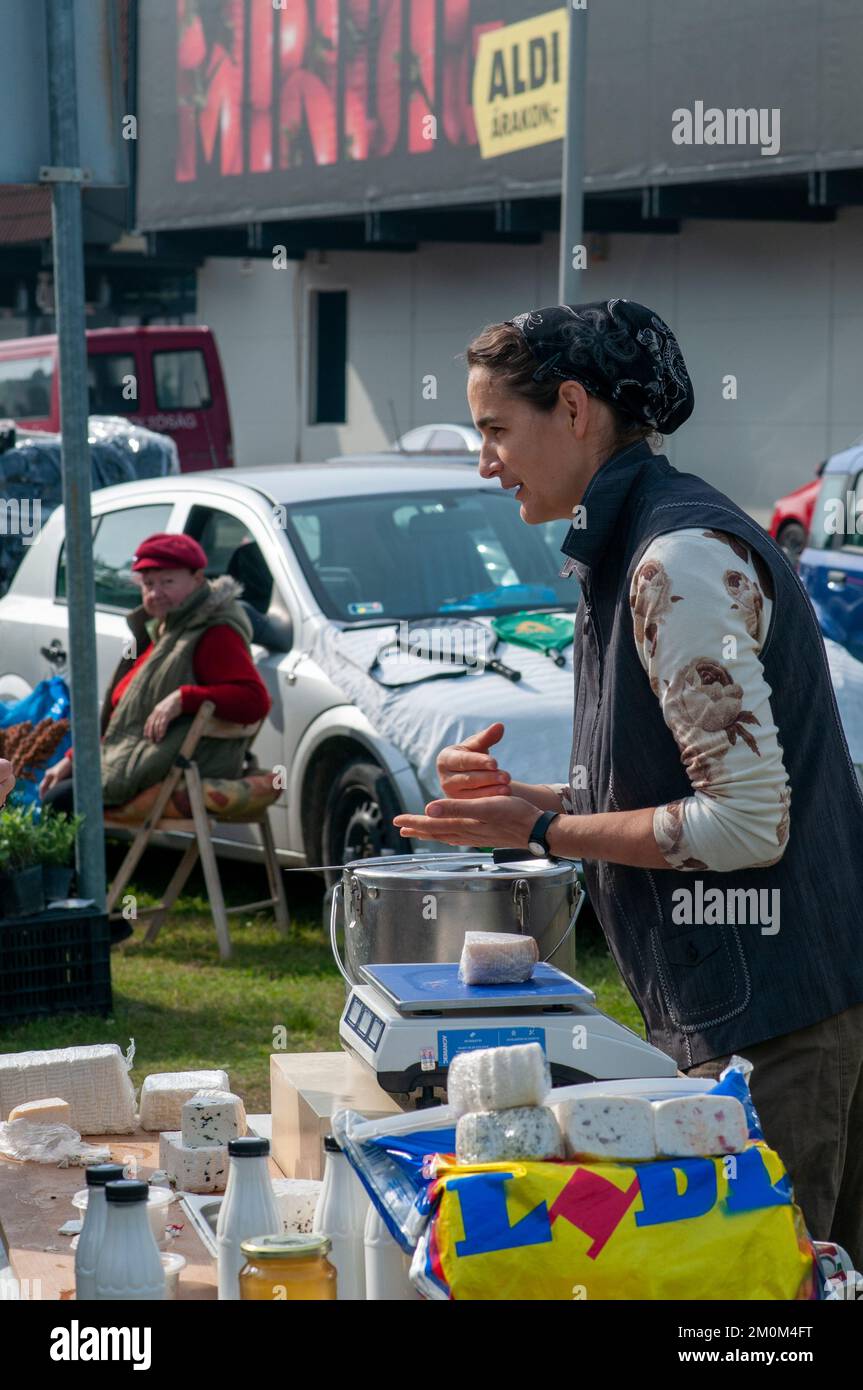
[330, 852, 584, 986]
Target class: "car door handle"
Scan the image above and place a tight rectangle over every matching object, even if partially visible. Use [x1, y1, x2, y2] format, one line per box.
[827, 570, 847, 590]
[40, 640, 67, 666]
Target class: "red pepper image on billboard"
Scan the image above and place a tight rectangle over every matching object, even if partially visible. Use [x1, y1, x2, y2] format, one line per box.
[408, 0, 436, 154]
[176, 0, 244, 180]
[280, 69, 338, 167]
[279, 0, 310, 74]
[249, 0, 275, 171]
[344, 0, 372, 160]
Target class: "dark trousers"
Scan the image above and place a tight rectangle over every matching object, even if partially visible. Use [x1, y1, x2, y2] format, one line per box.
[684, 1002, 863, 1272]
[41, 779, 76, 815]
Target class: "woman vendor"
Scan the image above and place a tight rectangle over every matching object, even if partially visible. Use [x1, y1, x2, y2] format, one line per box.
[39, 532, 270, 815]
[393, 299, 863, 1269]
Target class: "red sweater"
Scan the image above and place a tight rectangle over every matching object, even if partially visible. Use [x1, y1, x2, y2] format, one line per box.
[68, 625, 270, 762]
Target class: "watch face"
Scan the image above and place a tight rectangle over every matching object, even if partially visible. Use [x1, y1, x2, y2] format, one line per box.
[528, 840, 545, 857]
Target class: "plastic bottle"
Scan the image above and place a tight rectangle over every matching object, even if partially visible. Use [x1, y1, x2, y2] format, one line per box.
[93, 1180, 166, 1301]
[364, 1201, 421, 1301]
[312, 1134, 369, 1301]
[74, 1163, 126, 1301]
[217, 1136, 281, 1301]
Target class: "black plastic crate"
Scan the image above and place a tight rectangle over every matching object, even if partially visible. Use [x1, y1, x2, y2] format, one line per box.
[0, 908, 112, 1023]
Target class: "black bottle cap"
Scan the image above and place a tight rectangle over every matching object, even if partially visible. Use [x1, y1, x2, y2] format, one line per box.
[104, 1179, 149, 1203]
[323, 1135, 341, 1153]
[85, 1163, 126, 1187]
[228, 1136, 270, 1158]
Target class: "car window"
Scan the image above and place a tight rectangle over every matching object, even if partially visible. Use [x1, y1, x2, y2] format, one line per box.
[152, 350, 212, 410]
[284, 490, 578, 621]
[88, 353, 138, 415]
[0, 354, 54, 417]
[809, 470, 863, 552]
[56, 503, 173, 609]
[844, 471, 863, 551]
[184, 505, 274, 613]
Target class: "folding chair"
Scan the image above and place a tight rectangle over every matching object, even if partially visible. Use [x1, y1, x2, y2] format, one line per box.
[105, 700, 290, 960]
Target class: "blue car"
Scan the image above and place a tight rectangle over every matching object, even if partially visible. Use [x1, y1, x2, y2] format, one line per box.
[799, 443, 863, 664]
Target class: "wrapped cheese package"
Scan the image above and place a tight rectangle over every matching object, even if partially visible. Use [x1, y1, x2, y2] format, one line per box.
[653, 1094, 748, 1158]
[458, 931, 538, 986]
[0, 1042, 137, 1135]
[557, 1094, 657, 1161]
[140, 1070, 230, 1131]
[447, 1042, 550, 1116]
[456, 1105, 564, 1165]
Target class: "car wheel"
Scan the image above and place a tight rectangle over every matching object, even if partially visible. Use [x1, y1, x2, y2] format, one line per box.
[777, 520, 807, 567]
[321, 760, 410, 924]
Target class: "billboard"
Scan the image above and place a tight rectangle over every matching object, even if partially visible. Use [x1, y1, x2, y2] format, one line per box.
[136, 0, 863, 232]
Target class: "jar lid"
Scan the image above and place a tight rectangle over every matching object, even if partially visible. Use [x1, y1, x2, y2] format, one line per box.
[240, 1233, 331, 1260]
[105, 1179, 149, 1203]
[228, 1136, 270, 1157]
[85, 1163, 126, 1186]
[323, 1134, 341, 1153]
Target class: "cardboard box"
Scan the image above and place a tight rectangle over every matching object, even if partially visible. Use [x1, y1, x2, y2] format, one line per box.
[270, 1052, 405, 1180]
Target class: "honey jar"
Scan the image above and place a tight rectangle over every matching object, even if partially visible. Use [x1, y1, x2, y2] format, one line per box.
[238, 1233, 337, 1301]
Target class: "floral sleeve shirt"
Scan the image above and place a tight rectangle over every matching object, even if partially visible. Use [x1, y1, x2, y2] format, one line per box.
[554, 528, 791, 872]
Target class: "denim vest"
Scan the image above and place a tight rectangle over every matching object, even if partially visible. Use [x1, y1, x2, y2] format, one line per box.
[561, 440, 863, 1068]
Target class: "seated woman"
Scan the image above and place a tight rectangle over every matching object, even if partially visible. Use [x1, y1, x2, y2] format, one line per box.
[39, 533, 272, 814]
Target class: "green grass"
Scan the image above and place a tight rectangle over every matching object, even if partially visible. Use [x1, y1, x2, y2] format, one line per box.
[0, 848, 644, 1113]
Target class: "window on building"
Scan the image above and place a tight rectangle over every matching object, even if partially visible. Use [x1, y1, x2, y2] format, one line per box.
[0, 354, 54, 418]
[153, 350, 212, 409]
[56, 504, 173, 609]
[309, 290, 347, 425]
[88, 353, 138, 414]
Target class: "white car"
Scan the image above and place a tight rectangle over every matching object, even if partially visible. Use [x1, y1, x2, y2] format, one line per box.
[394, 422, 482, 453]
[0, 461, 577, 884]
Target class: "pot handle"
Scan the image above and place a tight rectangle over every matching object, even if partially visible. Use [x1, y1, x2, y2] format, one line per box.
[329, 880, 353, 986]
[541, 884, 587, 964]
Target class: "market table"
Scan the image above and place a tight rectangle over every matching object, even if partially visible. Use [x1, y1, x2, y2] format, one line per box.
[0, 1126, 285, 1301]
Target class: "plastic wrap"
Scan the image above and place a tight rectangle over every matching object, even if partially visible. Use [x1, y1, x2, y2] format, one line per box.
[0, 417, 177, 598]
[455, 1106, 564, 1164]
[446, 1042, 550, 1116]
[653, 1094, 749, 1158]
[0, 1119, 111, 1166]
[458, 931, 538, 985]
[559, 1094, 657, 1161]
[0, 1041, 137, 1135]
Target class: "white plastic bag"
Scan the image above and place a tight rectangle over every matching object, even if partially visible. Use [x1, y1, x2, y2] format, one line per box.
[0, 1119, 111, 1166]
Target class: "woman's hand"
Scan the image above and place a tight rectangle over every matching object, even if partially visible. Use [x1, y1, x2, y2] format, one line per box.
[38, 755, 71, 800]
[0, 757, 15, 808]
[393, 794, 539, 849]
[144, 690, 184, 743]
[436, 722, 512, 800]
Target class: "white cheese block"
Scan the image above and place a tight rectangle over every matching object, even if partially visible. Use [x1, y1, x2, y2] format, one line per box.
[456, 1106, 564, 1165]
[271, 1178, 323, 1234]
[447, 1043, 550, 1116]
[653, 1095, 748, 1158]
[458, 931, 539, 985]
[159, 1130, 229, 1193]
[140, 1070, 229, 1131]
[7, 1096, 73, 1128]
[0, 1044, 137, 1135]
[181, 1090, 246, 1148]
[557, 1094, 657, 1161]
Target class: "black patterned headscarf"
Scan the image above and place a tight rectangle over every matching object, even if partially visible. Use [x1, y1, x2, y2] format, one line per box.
[505, 299, 695, 434]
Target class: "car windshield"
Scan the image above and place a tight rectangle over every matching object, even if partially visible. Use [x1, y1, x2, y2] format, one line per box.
[282, 489, 577, 622]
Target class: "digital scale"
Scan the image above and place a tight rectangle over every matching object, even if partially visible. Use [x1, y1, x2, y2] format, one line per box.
[339, 961, 677, 1102]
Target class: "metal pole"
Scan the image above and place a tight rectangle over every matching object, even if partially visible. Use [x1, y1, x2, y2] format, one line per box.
[44, 0, 106, 909]
[558, 1, 589, 304]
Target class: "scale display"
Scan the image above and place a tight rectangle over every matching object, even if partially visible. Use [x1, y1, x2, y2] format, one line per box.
[360, 962, 593, 1015]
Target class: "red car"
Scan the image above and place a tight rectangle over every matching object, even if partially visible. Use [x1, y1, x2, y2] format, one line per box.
[0, 326, 234, 473]
[769, 460, 826, 565]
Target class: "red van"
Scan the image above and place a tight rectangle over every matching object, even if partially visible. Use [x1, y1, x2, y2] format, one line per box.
[0, 325, 233, 472]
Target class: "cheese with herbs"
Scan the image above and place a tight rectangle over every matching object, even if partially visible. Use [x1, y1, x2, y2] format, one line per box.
[159, 1130, 229, 1193]
[181, 1090, 246, 1148]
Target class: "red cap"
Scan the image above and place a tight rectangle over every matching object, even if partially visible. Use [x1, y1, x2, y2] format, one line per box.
[131, 533, 208, 572]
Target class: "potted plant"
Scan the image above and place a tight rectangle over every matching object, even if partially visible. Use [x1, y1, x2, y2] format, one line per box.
[34, 805, 81, 902]
[0, 804, 45, 917]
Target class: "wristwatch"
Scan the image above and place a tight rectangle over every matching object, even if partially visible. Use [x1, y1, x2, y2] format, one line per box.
[527, 810, 560, 858]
